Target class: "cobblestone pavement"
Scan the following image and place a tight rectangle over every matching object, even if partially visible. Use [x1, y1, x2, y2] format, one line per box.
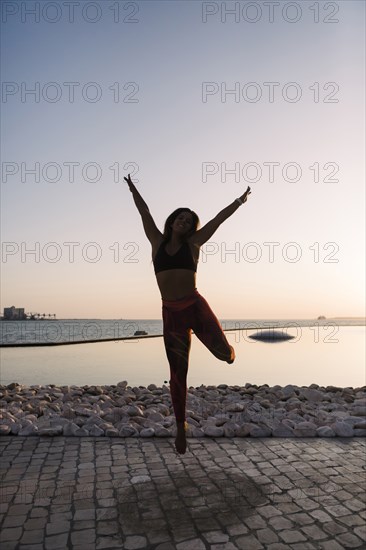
[0, 437, 365, 549]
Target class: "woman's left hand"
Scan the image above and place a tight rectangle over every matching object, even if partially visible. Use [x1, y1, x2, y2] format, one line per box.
[241, 186, 251, 203]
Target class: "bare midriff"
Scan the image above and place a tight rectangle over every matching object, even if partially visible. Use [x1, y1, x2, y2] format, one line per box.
[155, 269, 197, 301]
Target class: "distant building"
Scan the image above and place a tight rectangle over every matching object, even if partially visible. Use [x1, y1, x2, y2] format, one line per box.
[3, 306, 26, 320]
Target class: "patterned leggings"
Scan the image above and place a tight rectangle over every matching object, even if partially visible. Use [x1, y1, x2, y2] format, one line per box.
[162, 289, 235, 423]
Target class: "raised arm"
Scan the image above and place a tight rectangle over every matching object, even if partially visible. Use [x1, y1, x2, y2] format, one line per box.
[124, 173, 162, 244]
[189, 186, 251, 247]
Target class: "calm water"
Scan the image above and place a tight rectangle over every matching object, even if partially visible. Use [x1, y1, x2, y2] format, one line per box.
[0, 319, 365, 388]
[0, 318, 364, 345]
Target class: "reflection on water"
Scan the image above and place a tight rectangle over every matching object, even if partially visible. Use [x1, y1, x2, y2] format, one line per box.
[1, 326, 365, 388]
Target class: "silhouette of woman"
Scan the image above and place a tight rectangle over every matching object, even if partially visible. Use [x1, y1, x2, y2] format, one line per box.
[125, 173, 251, 454]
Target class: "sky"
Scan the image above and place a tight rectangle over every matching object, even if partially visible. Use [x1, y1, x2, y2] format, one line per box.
[1, 0, 365, 319]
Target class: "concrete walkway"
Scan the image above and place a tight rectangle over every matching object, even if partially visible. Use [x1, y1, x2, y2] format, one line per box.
[0, 437, 365, 549]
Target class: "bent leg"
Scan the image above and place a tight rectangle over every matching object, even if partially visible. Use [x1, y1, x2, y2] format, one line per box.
[192, 294, 235, 363]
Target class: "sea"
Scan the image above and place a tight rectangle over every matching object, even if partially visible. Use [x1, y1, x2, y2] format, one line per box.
[0, 318, 365, 389]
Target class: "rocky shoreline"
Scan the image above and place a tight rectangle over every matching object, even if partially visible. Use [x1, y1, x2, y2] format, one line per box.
[1, 381, 365, 438]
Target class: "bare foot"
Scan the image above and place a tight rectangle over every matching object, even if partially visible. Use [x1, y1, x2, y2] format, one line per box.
[227, 345, 235, 364]
[175, 422, 187, 454]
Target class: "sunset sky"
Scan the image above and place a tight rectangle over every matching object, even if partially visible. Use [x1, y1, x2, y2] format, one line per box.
[1, 0, 365, 319]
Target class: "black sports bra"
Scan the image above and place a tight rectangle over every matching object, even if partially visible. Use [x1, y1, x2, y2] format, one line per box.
[153, 241, 197, 274]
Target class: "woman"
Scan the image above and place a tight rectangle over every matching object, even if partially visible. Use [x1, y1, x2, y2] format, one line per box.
[124, 173, 251, 454]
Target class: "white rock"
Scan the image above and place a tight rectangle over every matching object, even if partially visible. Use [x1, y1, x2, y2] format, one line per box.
[186, 417, 199, 428]
[191, 427, 205, 437]
[129, 421, 142, 433]
[223, 422, 239, 437]
[354, 421, 366, 429]
[205, 416, 218, 425]
[316, 426, 336, 437]
[354, 398, 366, 405]
[0, 410, 17, 421]
[249, 402, 262, 413]
[156, 403, 170, 416]
[259, 399, 272, 409]
[154, 426, 171, 437]
[282, 418, 295, 429]
[272, 423, 295, 437]
[331, 410, 349, 420]
[105, 427, 119, 437]
[225, 402, 245, 413]
[85, 416, 106, 428]
[186, 409, 201, 421]
[10, 422, 21, 435]
[119, 425, 138, 437]
[288, 412, 305, 422]
[146, 411, 164, 423]
[315, 411, 332, 424]
[18, 424, 38, 436]
[215, 412, 231, 422]
[236, 424, 251, 437]
[282, 384, 297, 398]
[50, 417, 70, 427]
[20, 414, 38, 425]
[89, 424, 105, 436]
[127, 405, 144, 417]
[352, 406, 366, 416]
[52, 392, 64, 399]
[249, 424, 272, 437]
[286, 397, 301, 406]
[301, 388, 324, 402]
[331, 422, 354, 437]
[344, 416, 365, 426]
[74, 407, 93, 417]
[140, 428, 155, 437]
[0, 425, 11, 435]
[162, 416, 175, 428]
[294, 421, 317, 437]
[204, 425, 224, 437]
